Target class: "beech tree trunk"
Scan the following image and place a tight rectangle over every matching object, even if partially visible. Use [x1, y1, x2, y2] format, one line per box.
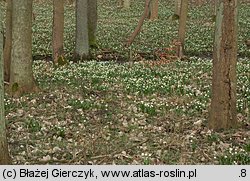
[174, 0, 181, 16]
[148, 0, 158, 20]
[75, 0, 89, 60]
[213, 0, 219, 16]
[209, 0, 238, 130]
[3, 0, 12, 82]
[0, 2, 11, 165]
[123, 0, 130, 9]
[88, 0, 97, 48]
[117, 0, 130, 9]
[126, 0, 151, 47]
[10, 0, 37, 97]
[176, 0, 188, 58]
[52, 0, 64, 64]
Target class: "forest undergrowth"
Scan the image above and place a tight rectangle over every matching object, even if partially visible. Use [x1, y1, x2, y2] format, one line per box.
[5, 0, 250, 164]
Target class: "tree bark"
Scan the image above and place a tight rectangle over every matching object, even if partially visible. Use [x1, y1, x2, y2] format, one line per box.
[87, 0, 97, 48]
[176, 0, 188, 58]
[213, 0, 219, 16]
[10, 0, 37, 97]
[0, 2, 11, 165]
[123, 0, 130, 9]
[174, 0, 181, 16]
[75, 0, 89, 60]
[209, 0, 238, 130]
[126, 0, 151, 47]
[3, 0, 12, 82]
[52, 0, 64, 64]
[148, 0, 158, 20]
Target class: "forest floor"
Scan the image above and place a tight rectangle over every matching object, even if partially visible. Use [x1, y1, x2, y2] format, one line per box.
[5, 0, 250, 164]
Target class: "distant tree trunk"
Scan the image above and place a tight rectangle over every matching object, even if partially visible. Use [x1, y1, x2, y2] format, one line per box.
[0, 2, 11, 165]
[176, 0, 188, 58]
[123, 0, 130, 9]
[209, 0, 238, 130]
[213, 0, 219, 16]
[75, 0, 89, 60]
[126, 0, 151, 47]
[10, 0, 37, 97]
[52, 0, 64, 64]
[117, 0, 130, 9]
[3, 0, 12, 82]
[148, 0, 158, 20]
[174, 0, 181, 16]
[88, 0, 97, 48]
[117, 0, 123, 7]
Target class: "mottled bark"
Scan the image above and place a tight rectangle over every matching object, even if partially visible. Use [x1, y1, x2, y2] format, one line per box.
[3, 0, 12, 82]
[213, 0, 219, 16]
[52, 0, 64, 64]
[174, 0, 181, 16]
[75, 0, 89, 60]
[209, 0, 238, 130]
[176, 0, 188, 58]
[0, 3, 11, 165]
[148, 0, 158, 20]
[10, 0, 37, 97]
[87, 0, 97, 48]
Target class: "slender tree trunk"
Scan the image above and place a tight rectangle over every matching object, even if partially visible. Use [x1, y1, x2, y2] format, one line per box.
[123, 0, 130, 9]
[209, 0, 238, 130]
[10, 0, 37, 97]
[117, 0, 130, 9]
[213, 0, 219, 16]
[52, 0, 64, 64]
[3, 0, 12, 82]
[75, 0, 89, 60]
[174, 0, 181, 16]
[126, 0, 151, 47]
[0, 2, 11, 165]
[87, 0, 97, 48]
[117, 0, 123, 7]
[176, 0, 188, 58]
[148, 0, 158, 20]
